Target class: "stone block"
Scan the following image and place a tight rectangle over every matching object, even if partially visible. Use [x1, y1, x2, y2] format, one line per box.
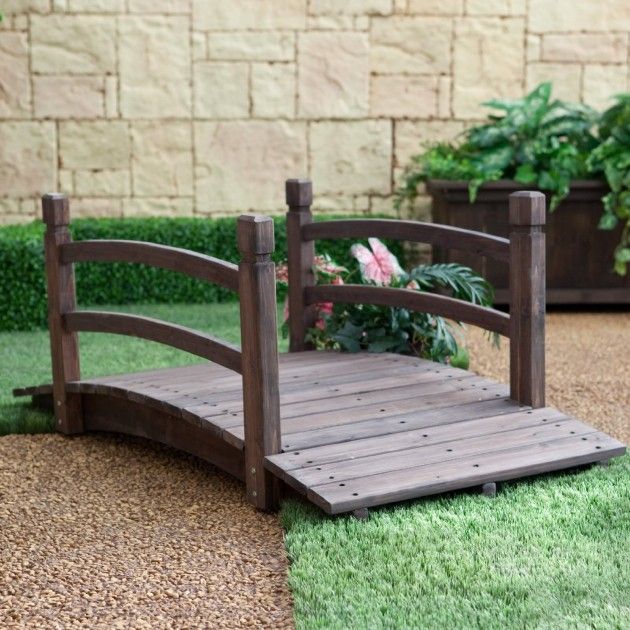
[131, 121, 193, 196]
[33, 76, 104, 119]
[452, 17, 524, 118]
[75, 169, 130, 197]
[31, 15, 116, 74]
[529, 0, 630, 32]
[0, 122, 56, 197]
[194, 62, 249, 119]
[252, 63, 295, 118]
[298, 32, 369, 118]
[407, 0, 463, 15]
[466, 0, 525, 15]
[129, 0, 190, 12]
[192, 0, 306, 30]
[0, 32, 30, 117]
[526, 63, 581, 102]
[194, 121, 307, 213]
[541, 34, 627, 64]
[309, 0, 392, 14]
[310, 120, 392, 195]
[59, 121, 130, 170]
[119, 15, 191, 118]
[207, 31, 294, 61]
[68, 0, 125, 11]
[583, 65, 629, 110]
[371, 75, 438, 118]
[370, 17, 452, 74]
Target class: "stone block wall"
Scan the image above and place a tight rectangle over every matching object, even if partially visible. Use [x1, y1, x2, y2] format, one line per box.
[0, 0, 628, 223]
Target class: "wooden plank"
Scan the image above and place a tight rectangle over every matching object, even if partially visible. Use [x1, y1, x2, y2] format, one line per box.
[286, 179, 317, 351]
[215, 373, 485, 430]
[307, 432, 626, 514]
[267, 406, 562, 474]
[238, 215, 281, 510]
[509, 191, 546, 407]
[82, 393, 244, 481]
[302, 219, 510, 262]
[182, 361, 468, 421]
[276, 396, 522, 451]
[42, 193, 83, 434]
[306, 284, 510, 337]
[61, 240, 239, 291]
[278, 413, 584, 492]
[225, 383, 509, 448]
[64, 311, 242, 374]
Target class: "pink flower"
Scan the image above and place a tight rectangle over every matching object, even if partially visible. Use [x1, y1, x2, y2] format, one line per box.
[350, 238, 403, 285]
[406, 279, 420, 290]
[276, 263, 289, 284]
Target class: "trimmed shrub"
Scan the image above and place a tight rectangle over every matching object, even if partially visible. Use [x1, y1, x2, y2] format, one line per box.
[0, 215, 405, 331]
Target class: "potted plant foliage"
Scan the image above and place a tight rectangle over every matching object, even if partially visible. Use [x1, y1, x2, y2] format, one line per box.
[396, 83, 630, 304]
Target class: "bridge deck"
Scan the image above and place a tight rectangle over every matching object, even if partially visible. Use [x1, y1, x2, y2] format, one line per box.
[14, 352, 625, 514]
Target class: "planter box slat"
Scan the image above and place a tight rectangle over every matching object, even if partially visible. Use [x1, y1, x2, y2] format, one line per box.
[427, 180, 630, 305]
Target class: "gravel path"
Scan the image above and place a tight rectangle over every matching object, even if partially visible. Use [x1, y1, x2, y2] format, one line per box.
[0, 435, 293, 629]
[467, 311, 630, 444]
[0, 312, 627, 628]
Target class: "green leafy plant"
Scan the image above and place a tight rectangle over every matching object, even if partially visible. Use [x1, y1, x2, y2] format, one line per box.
[396, 83, 630, 274]
[586, 94, 630, 275]
[278, 240, 495, 367]
[0, 215, 405, 332]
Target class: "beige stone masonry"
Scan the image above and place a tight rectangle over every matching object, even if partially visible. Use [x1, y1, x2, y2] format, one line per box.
[0, 32, 30, 117]
[34, 76, 104, 119]
[298, 32, 369, 118]
[194, 121, 307, 213]
[119, 15, 190, 118]
[31, 15, 116, 74]
[59, 121, 130, 170]
[0, 1, 628, 221]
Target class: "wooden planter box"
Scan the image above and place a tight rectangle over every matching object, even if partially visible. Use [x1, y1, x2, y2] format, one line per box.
[427, 179, 630, 305]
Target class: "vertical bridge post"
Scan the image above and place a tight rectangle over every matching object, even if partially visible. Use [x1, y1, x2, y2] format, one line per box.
[285, 178, 316, 351]
[237, 215, 281, 510]
[42, 193, 83, 434]
[509, 191, 546, 408]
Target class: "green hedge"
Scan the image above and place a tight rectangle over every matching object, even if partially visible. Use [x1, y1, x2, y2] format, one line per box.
[0, 215, 405, 332]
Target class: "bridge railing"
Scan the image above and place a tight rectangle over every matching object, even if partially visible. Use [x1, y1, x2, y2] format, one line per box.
[42, 194, 280, 510]
[285, 179, 546, 410]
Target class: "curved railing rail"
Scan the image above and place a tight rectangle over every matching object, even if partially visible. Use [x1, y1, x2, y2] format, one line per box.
[64, 311, 242, 373]
[61, 240, 239, 291]
[306, 284, 510, 337]
[285, 179, 547, 409]
[302, 219, 510, 262]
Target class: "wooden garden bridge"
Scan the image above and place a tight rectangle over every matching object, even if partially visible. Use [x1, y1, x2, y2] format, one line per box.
[15, 180, 625, 515]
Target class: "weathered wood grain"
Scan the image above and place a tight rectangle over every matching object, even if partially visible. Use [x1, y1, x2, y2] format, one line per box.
[42, 193, 83, 434]
[64, 311, 242, 373]
[238, 215, 281, 510]
[61, 240, 239, 291]
[303, 219, 510, 262]
[306, 284, 510, 336]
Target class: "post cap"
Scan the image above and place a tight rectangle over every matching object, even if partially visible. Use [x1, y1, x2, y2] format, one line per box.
[509, 191, 546, 226]
[285, 179, 312, 208]
[42, 193, 70, 226]
[237, 215, 275, 255]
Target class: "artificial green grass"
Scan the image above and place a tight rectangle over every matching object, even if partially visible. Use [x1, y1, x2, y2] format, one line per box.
[281, 460, 630, 629]
[1, 303, 628, 628]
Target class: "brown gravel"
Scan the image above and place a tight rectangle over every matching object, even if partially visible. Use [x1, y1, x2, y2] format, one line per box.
[466, 311, 630, 444]
[0, 434, 293, 629]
